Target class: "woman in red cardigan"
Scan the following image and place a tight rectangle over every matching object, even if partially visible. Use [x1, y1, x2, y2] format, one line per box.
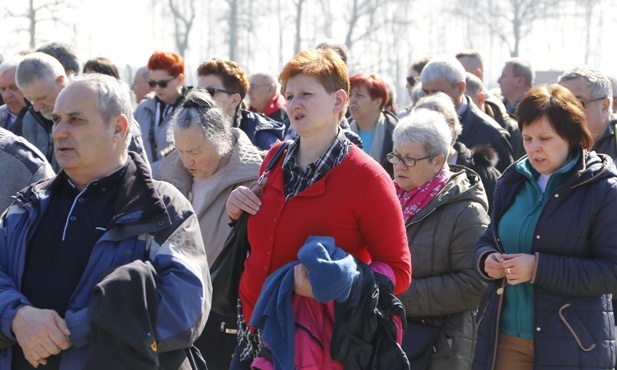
[226, 49, 411, 369]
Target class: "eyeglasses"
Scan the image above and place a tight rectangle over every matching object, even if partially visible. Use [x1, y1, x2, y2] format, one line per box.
[406, 76, 420, 87]
[386, 152, 430, 167]
[579, 96, 606, 108]
[147, 76, 178, 88]
[205, 87, 236, 96]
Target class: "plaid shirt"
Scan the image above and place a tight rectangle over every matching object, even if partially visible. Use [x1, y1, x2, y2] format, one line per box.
[282, 129, 351, 201]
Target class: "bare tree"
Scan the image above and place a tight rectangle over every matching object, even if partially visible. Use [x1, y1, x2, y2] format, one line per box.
[3, 0, 74, 49]
[344, 0, 383, 51]
[293, 0, 306, 54]
[168, 0, 196, 57]
[226, 0, 240, 60]
[457, 0, 560, 57]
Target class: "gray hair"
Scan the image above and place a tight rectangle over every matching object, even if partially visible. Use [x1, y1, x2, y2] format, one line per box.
[606, 74, 617, 98]
[393, 109, 452, 161]
[464, 72, 484, 97]
[0, 54, 25, 75]
[455, 50, 484, 72]
[15, 52, 66, 88]
[251, 71, 279, 90]
[421, 55, 466, 87]
[506, 58, 534, 86]
[170, 89, 234, 157]
[70, 73, 132, 123]
[558, 67, 613, 103]
[414, 92, 462, 144]
[37, 41, 81, 75]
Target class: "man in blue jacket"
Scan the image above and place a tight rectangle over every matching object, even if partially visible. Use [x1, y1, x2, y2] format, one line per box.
[0, 73, 211, 369]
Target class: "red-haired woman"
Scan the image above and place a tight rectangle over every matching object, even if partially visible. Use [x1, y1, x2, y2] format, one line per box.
[225, 49, 411, 369]
[348, 72, 398, 177]
[134, 51, 188, 178]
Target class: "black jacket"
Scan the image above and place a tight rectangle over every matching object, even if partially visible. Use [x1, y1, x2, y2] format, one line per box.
[473, 150, 617, 370]
[454, 142, 501, 208]
[331, 261, 409, 369]
[459, 96, 514, 173]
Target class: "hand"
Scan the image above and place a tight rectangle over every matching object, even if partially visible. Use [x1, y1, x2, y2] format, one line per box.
[503, 253, 536, 286]
[11, 306, 72, 367]
[293, 264, 314, 299]
[225, 180, 266, 219]
[484, 252, 506, 279]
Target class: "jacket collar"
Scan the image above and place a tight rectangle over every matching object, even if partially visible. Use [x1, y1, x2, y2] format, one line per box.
[19, 152, 170, 237]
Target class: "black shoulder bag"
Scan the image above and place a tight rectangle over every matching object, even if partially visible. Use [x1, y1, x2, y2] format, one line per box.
[401, 316, 450, 370]
[210, 142, 290, 316]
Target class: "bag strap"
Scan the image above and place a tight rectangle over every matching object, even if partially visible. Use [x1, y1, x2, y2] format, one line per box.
[265, 141, 291, 172]
[253, 141, 291, 189]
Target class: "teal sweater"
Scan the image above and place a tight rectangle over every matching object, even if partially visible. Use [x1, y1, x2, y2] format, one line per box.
[498, 154, 579, 339]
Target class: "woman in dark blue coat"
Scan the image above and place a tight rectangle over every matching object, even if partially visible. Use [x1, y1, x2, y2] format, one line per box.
[473, 84, 617, 370]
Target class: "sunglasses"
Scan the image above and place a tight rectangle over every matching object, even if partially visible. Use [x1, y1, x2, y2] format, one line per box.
[204, 87, 236, 96]
[406, 76, 420, 86]
[147, 75, 178, 88]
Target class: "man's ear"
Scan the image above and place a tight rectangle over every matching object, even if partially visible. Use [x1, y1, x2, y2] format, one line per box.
[477, 91, 486, 107]
[600, 97, 611, 115]
[113, 114, 130, 142]
[177, 73, 185, 85]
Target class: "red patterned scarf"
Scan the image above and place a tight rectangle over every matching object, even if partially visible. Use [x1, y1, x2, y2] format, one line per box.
[395, 168, 451, 223]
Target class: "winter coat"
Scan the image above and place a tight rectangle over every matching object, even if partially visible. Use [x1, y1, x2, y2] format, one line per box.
[472, 150, 617, 370]
[0, 153, 211, 369]
[454, 142, 501, 208]
[398, 165, 489, 370]
[0, 128, 54, 212]
[159, 128, 263, 263]
[459, 95, 514, 172]
[134, 91, 188, 178]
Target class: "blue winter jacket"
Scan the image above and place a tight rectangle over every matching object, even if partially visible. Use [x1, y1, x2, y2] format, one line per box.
[0, 153, 211, 369]
[473, 150, 617, 370]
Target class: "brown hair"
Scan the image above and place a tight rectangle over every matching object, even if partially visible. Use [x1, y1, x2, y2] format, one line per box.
[196, 58, 249, 99]
[517, 84, 593, 151]
[83, 57, 120, 79]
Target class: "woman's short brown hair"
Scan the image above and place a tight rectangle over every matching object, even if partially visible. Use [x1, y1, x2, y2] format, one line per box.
[516, 84, 593, 151]
[196, 58, 249, 100]
[279, 49, 349, 120]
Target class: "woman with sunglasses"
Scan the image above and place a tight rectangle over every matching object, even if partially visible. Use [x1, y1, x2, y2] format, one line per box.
[134, 51, 189, 178]
[196, 58, 285, 156]
[348, 72, 398, 177]
[392, 109, 489, 370]
[159, 89, 262, 370]
[225, 49, 411, 369]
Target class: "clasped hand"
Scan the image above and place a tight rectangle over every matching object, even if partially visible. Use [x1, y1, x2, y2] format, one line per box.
[484, 252, 536, 285]
[11, 305, 72, 367]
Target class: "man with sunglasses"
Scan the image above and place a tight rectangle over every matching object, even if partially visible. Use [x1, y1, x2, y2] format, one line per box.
[559, 68, 617, 160]
[134, 51, 190, 178]
[196, 58, 284, 156]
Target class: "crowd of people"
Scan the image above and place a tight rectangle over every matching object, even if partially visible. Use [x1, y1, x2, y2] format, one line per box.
[0, 39, 616, 370]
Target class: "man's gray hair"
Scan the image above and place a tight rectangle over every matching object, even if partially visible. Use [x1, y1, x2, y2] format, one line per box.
[421, 55, 466, 88]
[410, 82, 425, 105]
[506, 58, 534, 86]
[70, 73, 133, 125]
[251, 71, 279, 90]
[414, 92, 462, 144]
[393, 108, 452, 161]
[37, 41, 81, 75]
[170, 89, 234, 157]
[464, 72, 484, 97]
[15, 52, 66, 89]
[456, 50, 484, 71]
[0, 54, 25, 75]
[558, 67, 613, 103]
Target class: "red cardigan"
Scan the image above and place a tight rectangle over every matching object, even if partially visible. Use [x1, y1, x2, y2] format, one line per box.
[239, 143, 412, 325]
